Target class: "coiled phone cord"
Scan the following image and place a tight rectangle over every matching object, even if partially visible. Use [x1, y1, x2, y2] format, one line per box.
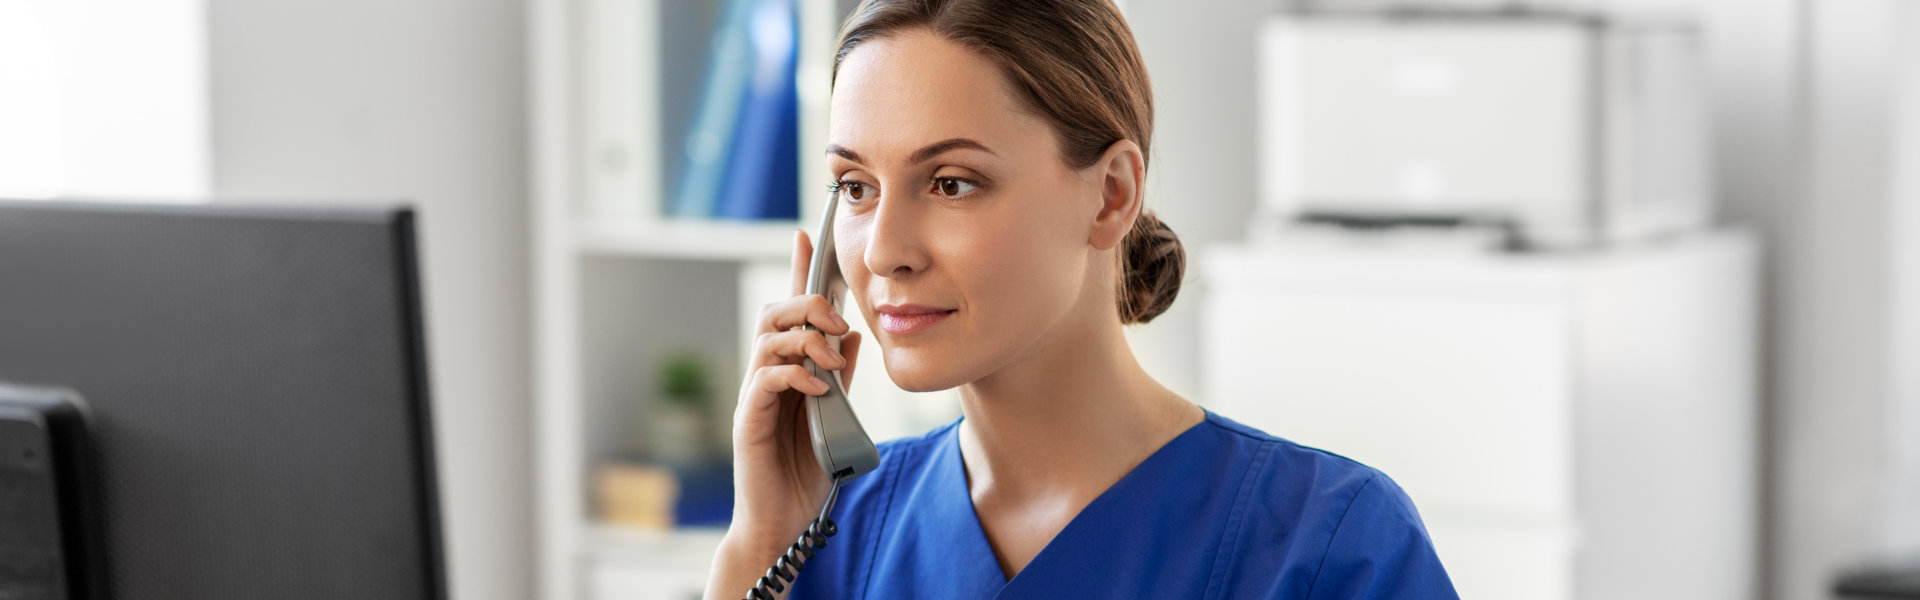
[744, 477, 844, 600]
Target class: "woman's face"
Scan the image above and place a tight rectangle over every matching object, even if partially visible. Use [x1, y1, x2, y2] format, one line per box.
[828, 29, 1111, 392]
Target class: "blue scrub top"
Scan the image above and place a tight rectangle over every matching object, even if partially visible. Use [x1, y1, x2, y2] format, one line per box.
[787, 409, 1458, 599]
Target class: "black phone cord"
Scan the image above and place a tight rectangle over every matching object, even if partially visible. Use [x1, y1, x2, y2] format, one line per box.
[744, 477, 844, 600]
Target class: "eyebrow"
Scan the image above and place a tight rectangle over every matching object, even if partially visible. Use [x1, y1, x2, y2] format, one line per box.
[825, 138, 997, 167]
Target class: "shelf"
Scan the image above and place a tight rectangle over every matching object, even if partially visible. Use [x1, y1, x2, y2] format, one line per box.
[576, 218, 799, 263]
[583, 525, 727, 600]
[585, 523, 728, 563]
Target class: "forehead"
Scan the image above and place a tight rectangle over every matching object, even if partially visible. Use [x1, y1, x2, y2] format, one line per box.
[828, 29, 1046, 161]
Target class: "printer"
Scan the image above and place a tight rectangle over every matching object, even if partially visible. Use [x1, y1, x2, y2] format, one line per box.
[1257, 9, 1712, 249]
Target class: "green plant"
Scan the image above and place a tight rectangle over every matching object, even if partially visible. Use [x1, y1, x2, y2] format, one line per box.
[659, 351, 712, 410]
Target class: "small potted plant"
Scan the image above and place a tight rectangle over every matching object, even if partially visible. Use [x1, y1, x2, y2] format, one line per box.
[649, 350, 714, 465]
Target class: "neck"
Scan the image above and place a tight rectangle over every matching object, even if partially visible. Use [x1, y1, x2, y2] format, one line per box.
[954, 296, 1200, 499]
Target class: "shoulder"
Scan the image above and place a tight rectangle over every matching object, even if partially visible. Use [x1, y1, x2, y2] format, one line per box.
[1200, 411, 1394, 514]
[1180, 411, 1422, 545]
[1201, 412, 1458, 599]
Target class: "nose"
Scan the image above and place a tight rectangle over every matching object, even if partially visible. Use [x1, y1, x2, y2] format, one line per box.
[862, 193, 931, 279]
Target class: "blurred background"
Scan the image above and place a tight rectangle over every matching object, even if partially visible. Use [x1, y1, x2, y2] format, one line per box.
[2, 0, 1916, 599]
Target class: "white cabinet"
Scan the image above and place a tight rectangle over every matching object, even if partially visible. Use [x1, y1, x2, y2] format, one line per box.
[1201, 230, 1758, 600]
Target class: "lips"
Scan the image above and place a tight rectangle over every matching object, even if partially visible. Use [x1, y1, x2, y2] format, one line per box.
[876, 303, 956, 335]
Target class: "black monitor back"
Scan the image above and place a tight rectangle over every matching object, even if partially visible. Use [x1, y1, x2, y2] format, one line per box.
[0, 200, 444, 600]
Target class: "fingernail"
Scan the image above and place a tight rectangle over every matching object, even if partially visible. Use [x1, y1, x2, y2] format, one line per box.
[829, 347, 845, 364]
[809, 376, 829, 392]
[831, 312, 848, 330]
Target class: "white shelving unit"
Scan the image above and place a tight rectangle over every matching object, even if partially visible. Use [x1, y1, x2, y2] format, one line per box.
[530, 1, 958, 598]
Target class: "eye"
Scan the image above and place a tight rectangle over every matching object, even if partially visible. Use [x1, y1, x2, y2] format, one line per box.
[832, 180, 870, 201]
[932, 176, 980, 198]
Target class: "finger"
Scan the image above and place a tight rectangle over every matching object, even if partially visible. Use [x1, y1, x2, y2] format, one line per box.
[753, 328, 846, 370]
[748, 364, 830, 410]
[838, 330, 862, 393]
[757, 294, 850, 336]
[790, 228, 813, 297]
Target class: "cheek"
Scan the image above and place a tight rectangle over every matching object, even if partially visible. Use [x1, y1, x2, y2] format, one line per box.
[836, 236, 869, 312]
[947, 207, 1085, 331]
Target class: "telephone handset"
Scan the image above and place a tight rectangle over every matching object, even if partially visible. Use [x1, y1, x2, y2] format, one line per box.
[745, 188, 878, 600]
[799, 188, 880, 482]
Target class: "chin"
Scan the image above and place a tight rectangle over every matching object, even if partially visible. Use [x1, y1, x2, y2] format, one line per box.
[879, 346, 973, 392]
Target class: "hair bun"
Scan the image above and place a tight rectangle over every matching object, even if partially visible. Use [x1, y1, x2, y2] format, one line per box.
[1118, 210, 1185, 324]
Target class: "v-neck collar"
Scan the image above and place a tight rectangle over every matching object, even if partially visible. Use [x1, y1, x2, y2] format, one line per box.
[931, 410, 1218, 594]
[896, 424, 1008, 596]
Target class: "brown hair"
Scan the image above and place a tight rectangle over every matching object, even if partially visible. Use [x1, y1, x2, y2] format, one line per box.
[831, 0, 1185, 325]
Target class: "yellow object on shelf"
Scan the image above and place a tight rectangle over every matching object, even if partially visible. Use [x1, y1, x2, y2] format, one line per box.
[595, 463, 678, 529]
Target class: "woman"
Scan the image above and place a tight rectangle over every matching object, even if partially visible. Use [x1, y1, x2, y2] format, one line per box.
[706, 1, 1457, 598]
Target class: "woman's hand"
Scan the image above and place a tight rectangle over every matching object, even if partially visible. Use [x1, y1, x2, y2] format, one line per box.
[706, 229, 863, 600]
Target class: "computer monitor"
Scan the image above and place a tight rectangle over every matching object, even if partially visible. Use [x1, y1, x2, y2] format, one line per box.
[0, 199, 444, 600]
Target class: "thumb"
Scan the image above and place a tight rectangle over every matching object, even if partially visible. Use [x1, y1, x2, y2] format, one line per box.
[838, 330, 863, 393]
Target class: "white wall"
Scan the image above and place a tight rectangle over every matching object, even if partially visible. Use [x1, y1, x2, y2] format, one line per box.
[1783, 2, 1912, 597]
[0, 0, 209, 198]
[1885, 0, 1920, 565]
[206, 2, 534, 600]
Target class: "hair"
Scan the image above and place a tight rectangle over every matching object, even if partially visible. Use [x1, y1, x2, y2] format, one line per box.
[831, 0, 1186, 325]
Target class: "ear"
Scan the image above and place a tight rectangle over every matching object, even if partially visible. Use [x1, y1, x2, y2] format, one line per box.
[1086, 139, 1146, 252]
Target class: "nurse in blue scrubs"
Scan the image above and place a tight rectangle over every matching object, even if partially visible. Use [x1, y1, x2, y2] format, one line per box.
[705, 0, 1459, 598]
